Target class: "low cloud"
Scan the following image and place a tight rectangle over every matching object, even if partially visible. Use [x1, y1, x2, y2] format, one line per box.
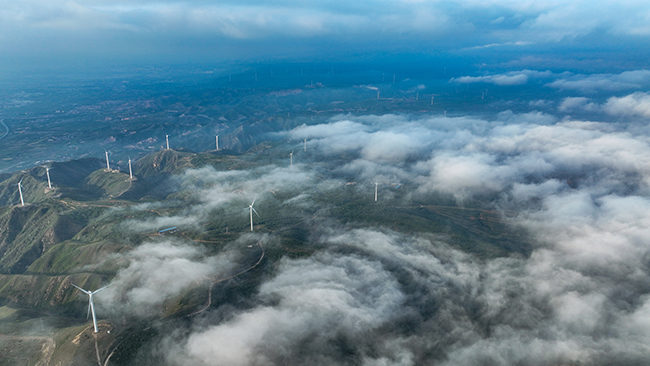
[546, 70, 650, 92]
[452, 70, 556, 86]
[165, 206, 650, 364]
[100, 112, 650, 364]
[98, 240, 244, 318]
[558, 97, 599, 112]
[454, 73, 529, 86]
[120, 164, 316, 233]
[604, 92, 650, 118]
[452, 69, 650, 95]
[529, 99, 552, 108]
[176, 245, 405, 366]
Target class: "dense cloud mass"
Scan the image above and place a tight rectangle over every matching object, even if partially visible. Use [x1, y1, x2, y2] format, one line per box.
[102, 111, 650, 364]
[97, 240, 243, 318]
[605, 92, 650, 118]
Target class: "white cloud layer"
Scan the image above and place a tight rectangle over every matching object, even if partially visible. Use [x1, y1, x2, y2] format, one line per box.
[98, 240, 242, 317]
[94, 111, 650, 364]
[558, 97, 599, 112]
[454, 73, 529, 85]
[604, 92, 650, 118]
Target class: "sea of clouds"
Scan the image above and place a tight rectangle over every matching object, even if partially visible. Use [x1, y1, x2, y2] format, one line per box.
[98, 109, 650, 365]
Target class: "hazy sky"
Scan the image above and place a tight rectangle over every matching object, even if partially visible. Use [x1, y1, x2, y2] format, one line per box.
[2, 0, 650, 70]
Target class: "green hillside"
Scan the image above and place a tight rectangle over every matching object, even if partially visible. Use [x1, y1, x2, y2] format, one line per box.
[0, 203, 90, 274]
[82, 169, 131, 198]
[0, 174, 51, 207]
[39, 158, 105, 189]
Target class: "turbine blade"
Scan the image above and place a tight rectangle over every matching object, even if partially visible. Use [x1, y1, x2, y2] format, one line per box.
[70, 283, 91, 295]
[252, 207, 260, 218]
[18, 177, 23, 185]
[92, 284, 110, 294]
[251, 197, 256, 206]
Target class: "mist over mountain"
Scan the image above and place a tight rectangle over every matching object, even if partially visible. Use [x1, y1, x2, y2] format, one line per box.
[2, 1, 650, 365]
[83, 113, 649, 366]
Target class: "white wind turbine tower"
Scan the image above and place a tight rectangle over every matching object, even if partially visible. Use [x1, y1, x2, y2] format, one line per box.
[17, 178, 25, 206]
[166, 135, 170, 150]
[247, 198, 260, 231]
[216, 135, 219, 150]
[289, 150, 294, 169]
[374, 182, 378, 202]
[105, 151, 110, 170]
[46, 167, 52, 189]
[70, 283, 110, 333]
[128, 157, 133, 180]
[303, 139, 307, 152]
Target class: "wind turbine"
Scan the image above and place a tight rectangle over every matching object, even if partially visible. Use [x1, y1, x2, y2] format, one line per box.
[303, 139, 307, 152]
[289, 151, 294, 169]
[46, 167, 52, 189]
[70, 283, 110, 333]
[374, 182, 378, 202]
[17, 178, 24, 206]
[166, 135, 170, 150]
[128, 157, 133, 180]
[247, 198, 260, 232]
[105, 151, 110, 170]
[216, 135, 219, 150]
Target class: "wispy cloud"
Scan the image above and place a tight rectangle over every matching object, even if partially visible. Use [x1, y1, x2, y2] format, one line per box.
[558, 97, 599, 112]
[451, 70, 555, 86]
[462, 41, 533, 50]
[546, 70, 650, 92]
